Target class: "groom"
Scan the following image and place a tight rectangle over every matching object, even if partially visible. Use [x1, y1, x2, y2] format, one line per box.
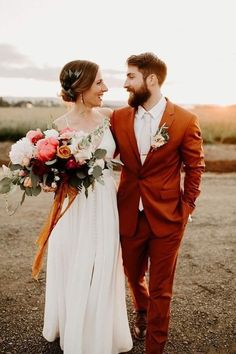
[111, 52, 205, 354]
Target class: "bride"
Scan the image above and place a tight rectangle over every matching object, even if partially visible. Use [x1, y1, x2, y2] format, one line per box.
[40, 60, 133, 354]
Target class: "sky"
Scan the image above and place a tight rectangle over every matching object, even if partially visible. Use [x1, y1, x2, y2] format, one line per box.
[0, 0, 236, 105]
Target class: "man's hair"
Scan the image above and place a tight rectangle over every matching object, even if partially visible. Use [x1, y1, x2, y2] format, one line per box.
[127, 52, 167, 86]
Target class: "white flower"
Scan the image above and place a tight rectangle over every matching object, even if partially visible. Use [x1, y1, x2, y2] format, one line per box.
[51, 182, 57, 189]
[151, 123, 169, 150]
[74, 148, 93, 163]
[88, 167, 94, 175]
[43, 129, 59, 139]
[9, 137, 35, 165]
[94, 158, 105, 170]
[151, 134, 166, 148]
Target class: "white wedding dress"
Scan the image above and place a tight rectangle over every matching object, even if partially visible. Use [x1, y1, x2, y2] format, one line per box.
[43, 125, 133, 354]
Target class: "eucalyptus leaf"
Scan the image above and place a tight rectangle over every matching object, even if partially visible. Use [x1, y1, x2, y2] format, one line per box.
[94, 149, 106, 159]
[20, 183, 25, 190]
[76, 170, 87, 179]
[20, 191, 26, 205]
[10, 164, 22, 171]
[32, 185, 41, 196]
[25, 187, 33, 196]
[0, 177, 12, 194]
[69, 175, 81, 188]
[92, 165, 103, 179]
[43, 174, 48, 185]
[30, 170, 40, 189]
[83, 177, 91, 189]
[96, 176, 105, 185]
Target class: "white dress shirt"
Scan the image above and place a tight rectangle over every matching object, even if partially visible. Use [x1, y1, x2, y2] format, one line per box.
[134, 96, 167, 210]
[134, 96, 167, 148]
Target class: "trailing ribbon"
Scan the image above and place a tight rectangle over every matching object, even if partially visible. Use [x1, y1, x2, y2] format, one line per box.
[32, 183, 78, 280]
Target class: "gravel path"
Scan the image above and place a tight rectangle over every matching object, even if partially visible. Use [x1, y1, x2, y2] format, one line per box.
[0, 173, 236, 354]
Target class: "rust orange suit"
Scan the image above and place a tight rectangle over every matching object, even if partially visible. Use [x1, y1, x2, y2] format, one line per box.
[110, 99, 205, 353]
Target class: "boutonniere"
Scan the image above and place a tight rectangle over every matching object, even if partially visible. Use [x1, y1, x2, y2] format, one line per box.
[151, 123, 169, 150]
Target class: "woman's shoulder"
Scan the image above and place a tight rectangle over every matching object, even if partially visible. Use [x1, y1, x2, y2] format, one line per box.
[97, 107, 113, 119]
[53, 114, 68, 130]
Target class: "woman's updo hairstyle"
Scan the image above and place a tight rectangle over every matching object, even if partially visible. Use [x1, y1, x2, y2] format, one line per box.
[59, 60, 99, 102]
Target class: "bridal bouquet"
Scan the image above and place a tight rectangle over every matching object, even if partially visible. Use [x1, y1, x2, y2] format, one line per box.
[0, 120, 110, 208]
[0, 119, 111, 279]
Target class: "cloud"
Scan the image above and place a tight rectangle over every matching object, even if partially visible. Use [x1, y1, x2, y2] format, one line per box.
[0, 43, 33, 65]
[0, 44, 125, 87]
[0, 63, 60, 81]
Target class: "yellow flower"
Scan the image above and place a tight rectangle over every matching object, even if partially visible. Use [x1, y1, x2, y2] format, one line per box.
[57, 145, 72, 159]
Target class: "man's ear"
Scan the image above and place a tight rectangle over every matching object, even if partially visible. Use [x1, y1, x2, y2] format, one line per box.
[147, 74, 158, 86]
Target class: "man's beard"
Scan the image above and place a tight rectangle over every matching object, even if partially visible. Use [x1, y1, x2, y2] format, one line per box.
[128, 84, 151, 108]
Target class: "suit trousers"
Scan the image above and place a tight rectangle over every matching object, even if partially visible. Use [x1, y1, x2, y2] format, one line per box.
[120, 211, 184, 354]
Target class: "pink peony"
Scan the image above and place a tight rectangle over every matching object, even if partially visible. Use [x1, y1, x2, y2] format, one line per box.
[26, 129, 44, 144]
[36, 137, 59, 162]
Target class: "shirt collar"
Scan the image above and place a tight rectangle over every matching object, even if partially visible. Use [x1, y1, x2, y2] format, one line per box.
[136, 96, 166, 120]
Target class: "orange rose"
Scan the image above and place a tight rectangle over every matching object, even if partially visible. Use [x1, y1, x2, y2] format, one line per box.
[57, 145, 72, 159]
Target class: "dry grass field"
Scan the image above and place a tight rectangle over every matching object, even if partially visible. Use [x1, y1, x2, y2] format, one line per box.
[0, 104, 236, 143]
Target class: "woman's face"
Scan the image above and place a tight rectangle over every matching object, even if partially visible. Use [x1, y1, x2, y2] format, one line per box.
[82, 69, 108, 107]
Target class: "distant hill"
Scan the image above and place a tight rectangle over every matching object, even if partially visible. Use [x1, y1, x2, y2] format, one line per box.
[2, 96, 126, 108]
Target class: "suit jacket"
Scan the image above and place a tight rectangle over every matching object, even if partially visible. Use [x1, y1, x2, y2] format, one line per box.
[110, 99, 205, 237]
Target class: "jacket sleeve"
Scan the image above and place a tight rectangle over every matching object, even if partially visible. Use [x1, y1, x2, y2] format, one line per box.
[181, 114, 205, 211]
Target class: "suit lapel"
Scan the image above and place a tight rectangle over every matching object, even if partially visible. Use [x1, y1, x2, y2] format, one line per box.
[127, 108, 141, 164]
[142, 99, 175, 167]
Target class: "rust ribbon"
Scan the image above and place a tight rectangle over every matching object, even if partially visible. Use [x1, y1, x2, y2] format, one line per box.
[32, 183, 78, 280]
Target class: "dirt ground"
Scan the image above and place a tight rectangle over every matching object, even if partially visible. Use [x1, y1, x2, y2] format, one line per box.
[0, 171, 236, 354]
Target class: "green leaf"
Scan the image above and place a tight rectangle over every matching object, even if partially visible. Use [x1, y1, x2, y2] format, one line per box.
[92, 165, 103, 179]
[32, 185, 41, 196]
[25, 187, 33, 196]
[12, 177, 20, 185]
[76, 170, 87, 179]
[69, 175, 81, 188]
[43, 174, 48, 185]
[0, 177, 12, 194]
[96, 176, 105, 185]
[20, 183, 25, 191]
[10, 164, 22, 171]
[20, 191, 26, 205]
[30, 170, 40, 189]
[94, 149, 106, 159]
[83, 177, 92, 189]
